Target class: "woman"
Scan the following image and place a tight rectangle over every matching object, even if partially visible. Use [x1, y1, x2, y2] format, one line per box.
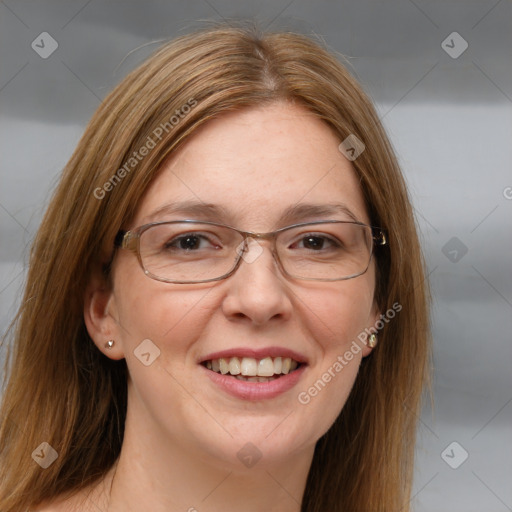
[0, 23, 430, 512]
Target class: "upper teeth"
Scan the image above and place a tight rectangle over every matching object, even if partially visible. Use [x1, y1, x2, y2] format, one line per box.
[206, 356, 299, 377]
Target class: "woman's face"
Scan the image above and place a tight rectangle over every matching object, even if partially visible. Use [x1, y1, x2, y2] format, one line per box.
[96, 102, 380, 469]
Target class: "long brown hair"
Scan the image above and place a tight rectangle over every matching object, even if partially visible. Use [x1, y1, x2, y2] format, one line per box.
[0, 23, 430, 512]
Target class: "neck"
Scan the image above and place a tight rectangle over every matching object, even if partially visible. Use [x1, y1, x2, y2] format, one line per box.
[84, 395, 314, 512]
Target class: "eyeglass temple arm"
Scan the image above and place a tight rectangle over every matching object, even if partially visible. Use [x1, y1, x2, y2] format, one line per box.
[372, 228, 387, 246]
[114, 230, 127, 248]
[114, 230, 139, 251]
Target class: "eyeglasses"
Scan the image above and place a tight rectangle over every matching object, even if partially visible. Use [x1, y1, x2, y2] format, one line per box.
[114, 219, 387, 284]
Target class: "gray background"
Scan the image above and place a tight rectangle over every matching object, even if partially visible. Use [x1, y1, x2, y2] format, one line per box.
[1, 1, 511, 511]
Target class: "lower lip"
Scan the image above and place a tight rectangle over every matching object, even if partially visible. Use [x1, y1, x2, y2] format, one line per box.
[201, 364, 307, 401]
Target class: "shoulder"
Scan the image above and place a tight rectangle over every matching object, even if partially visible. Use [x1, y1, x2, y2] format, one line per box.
[34, 504, 63, 512]
[33, 500, 68, 511]
[33, 498, 73, 511]
[33, 466, 115, 511]
[33, 492, 88, 512]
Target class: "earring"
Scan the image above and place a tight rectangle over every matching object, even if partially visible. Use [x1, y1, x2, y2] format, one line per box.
[368, 334, 377, 348]
[105, 340, 115, 349]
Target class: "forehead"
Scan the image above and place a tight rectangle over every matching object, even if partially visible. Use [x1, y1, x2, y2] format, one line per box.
[134, 102, 370, 229]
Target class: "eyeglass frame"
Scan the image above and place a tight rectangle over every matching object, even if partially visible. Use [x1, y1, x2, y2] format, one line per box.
[113, 219, 387, 284]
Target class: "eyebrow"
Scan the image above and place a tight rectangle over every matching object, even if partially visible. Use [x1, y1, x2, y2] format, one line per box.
[143, 201, 232, 224]
[142, 200, 361, 226]
[279, 203, 360, 224]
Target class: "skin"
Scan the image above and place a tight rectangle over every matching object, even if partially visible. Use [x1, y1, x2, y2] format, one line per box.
[41, 102, 380, 512]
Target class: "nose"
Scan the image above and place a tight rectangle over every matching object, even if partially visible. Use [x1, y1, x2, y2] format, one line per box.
[221, 239, 293, 326]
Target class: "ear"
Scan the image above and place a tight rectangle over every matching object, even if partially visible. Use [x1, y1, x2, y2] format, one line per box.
[361, 301, 381, 358]
[84, 272, 125, 360]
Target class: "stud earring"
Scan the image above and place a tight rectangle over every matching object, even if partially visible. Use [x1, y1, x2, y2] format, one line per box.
[105, 340, 115, 349]
[368, 334, 377, 348]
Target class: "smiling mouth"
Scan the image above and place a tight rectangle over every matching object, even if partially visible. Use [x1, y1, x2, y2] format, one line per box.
[201, 356, 302, 382]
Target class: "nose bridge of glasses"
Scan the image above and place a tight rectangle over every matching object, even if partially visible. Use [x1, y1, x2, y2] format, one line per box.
[233, 230, 283, 271]
[235, 228, 276, 250]
[239, 228, 276, 240]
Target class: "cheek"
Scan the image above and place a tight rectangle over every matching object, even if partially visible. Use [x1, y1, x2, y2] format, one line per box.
[112, 263, 221, 375]
[296, 278, 375, 356]
[291, 280, 374, 441]
[116, 284, 212, 349]
[112, 282, 221, 446]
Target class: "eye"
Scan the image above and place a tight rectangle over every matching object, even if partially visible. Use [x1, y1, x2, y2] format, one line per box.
[164, 233, 220, 251]
[292, 234, 342, 251]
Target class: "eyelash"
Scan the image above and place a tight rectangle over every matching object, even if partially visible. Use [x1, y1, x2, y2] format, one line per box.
[163, 232, 343, 252]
